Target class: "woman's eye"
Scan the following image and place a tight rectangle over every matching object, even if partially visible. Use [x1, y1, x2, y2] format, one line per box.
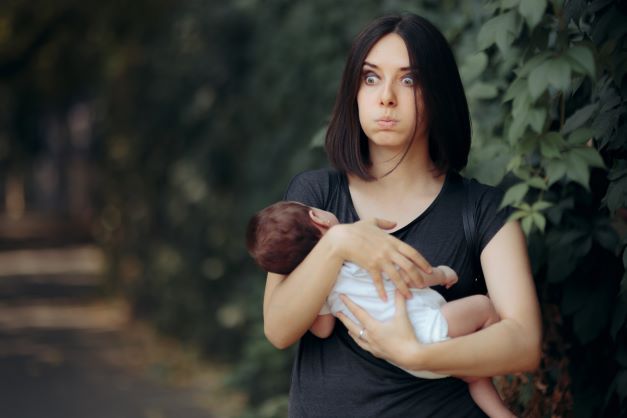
[364, 74, 378, 85]
[401, 76, 415, 86]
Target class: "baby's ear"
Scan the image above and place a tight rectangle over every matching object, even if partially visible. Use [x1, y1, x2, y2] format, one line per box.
[309, 209, 327, 228]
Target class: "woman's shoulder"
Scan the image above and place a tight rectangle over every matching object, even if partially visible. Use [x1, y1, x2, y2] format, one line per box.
[287, 167, 341, 187]
[283, 167, 342, 207]
[455, 173, 514, 250]
[448, 172, 506, 208]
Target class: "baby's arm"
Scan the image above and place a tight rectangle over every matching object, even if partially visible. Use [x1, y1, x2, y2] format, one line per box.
[309, 314, 335, 338]
[422, 265, 458, 289]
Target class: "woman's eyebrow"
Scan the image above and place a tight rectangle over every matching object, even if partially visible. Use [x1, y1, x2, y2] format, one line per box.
[362, 61, 413, 71]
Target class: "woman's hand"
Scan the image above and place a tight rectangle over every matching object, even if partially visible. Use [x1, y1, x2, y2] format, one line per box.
[335, 291, 423, 370]
[328, 218, 432, 301]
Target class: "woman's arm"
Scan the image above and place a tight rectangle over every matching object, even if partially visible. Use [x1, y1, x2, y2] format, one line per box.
[337, 221, 542, 376]
[263, 219, 433, 349]
[309, 314, 336, 338]
[263, 234, 344, 349]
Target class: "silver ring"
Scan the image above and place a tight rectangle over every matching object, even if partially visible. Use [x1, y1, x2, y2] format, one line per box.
[358, 328, 366, 340]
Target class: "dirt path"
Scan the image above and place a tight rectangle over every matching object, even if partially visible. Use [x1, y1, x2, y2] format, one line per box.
[0, 245, 244, 418]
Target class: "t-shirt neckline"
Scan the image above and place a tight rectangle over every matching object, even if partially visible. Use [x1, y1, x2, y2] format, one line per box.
[339, 170, 451, 235]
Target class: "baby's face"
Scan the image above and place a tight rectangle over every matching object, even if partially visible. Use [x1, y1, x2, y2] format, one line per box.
[310, 207, 340, 228]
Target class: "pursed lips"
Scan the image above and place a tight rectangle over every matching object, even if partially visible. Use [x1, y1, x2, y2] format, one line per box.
[376, 117, 398, 128]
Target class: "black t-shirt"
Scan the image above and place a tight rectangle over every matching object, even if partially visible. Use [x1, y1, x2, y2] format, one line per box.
[283, 168, 512, 418]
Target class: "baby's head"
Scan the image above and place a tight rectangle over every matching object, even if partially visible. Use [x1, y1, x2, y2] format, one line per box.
[246, 201, 339, 274]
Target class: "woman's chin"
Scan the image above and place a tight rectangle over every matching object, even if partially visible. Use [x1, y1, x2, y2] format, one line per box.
[368, 136, 412, 151]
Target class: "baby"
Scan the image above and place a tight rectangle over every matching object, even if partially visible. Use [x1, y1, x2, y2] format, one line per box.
[247, 201, 514, 418]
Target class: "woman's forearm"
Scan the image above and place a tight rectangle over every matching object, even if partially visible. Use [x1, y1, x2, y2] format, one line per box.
[263, 228, 345, 349]
[337, 221, 542, 376]
[402, 316, 541, 376]
[405, 222, 542, 376]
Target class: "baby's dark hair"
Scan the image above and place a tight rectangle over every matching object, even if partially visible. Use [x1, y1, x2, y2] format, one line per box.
[246, 201, 322, 275]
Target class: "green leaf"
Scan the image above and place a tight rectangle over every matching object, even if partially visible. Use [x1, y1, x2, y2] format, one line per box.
[507, 155, 522, 171]
[512, 89, 531, 117]
[517, 52, 551, 77]
[460, 52, 488, 83]
[508, 113, 528, 143]
[567, 128, 597, 145]
[518, 0, 547, 30]
[477, 15, 501, 50]
[495, 12, 520, 53]
[531, 200, 553, 211]
[605, 177, 627, 214]
[528, 108, 547, 133]
[518, 136, 537, 154]
[478, 11, 520, 52]
[570, 147, 605, 169]
[508, 209, 529, 222]
[516, 202, 532, 211]
[532, 212, 546, 232]
[513, 167, 531, 181]
[546, 58, 572, 91]
[562, 104, 599, 134]
[467, 81, 499, 99]
[502, 182, 529, 207]
[565, 150, 591, 189]
[521, 215, 533, 235]
[527, 176, 548, 190]
[546, 160, 567, 185]
[501, 0, 520, 9]
[540, 140, 562, 159]
[544, 132, 568, 147]
[503, 78, 526, 102]
[565, 45, 596, 78]
[528, 61, 549, 100]
[540, 132, 566, 159]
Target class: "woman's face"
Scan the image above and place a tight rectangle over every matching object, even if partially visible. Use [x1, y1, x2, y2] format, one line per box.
[356, 33, 426, 151]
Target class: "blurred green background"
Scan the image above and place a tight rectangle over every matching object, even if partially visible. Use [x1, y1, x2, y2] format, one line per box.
[1, 0, 626, 417]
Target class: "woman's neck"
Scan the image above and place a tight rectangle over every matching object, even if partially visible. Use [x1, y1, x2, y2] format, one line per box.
[364, 134, 442, 192]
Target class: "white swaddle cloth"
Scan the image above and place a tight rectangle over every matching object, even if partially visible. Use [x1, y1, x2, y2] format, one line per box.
[320, 261, 450, 379]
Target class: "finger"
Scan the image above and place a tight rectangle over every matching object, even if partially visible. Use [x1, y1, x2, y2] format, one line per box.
[382, 264, 411, 299]
[394, 290, 409, 318]
[340, 294, 375, 327]
[373, 217, 397, 230]
[397, 242, 432, 274]
[368, 271, 387, 302]
[391, 253, 426, 289]
[335, 312, 361, 335]
[347, 329, 372, 352]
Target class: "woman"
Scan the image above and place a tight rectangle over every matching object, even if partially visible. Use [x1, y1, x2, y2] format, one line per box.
[263, 13, 541, 417]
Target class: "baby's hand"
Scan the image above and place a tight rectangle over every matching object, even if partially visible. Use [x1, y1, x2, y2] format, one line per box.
[436, 265, 458, 289]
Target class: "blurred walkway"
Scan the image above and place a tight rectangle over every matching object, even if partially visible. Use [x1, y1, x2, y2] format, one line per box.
[0, 243, 236, 418]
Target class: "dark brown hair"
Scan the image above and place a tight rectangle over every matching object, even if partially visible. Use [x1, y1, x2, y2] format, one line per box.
[325, 13, 471, 180]
[246, 201, 322, 275]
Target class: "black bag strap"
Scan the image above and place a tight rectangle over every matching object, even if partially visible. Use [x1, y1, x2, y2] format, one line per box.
[462, 177, 486, 293]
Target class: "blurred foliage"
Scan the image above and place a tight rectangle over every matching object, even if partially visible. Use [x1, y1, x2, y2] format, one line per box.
[1, 0, 626, 417]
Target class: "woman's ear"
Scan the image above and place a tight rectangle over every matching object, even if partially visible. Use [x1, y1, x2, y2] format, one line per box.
[309, 209, 329, 229]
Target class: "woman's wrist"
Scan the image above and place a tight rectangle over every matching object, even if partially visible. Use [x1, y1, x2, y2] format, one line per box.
[398, 339, 429, 372]
[322, 223, 350, 262]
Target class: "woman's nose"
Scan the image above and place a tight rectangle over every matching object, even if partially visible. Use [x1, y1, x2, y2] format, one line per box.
[380, 82, 396, 107]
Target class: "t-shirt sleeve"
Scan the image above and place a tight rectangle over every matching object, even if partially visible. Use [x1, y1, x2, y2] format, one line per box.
[283, 169, 329, 208]
[472, 180, 515, 253]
